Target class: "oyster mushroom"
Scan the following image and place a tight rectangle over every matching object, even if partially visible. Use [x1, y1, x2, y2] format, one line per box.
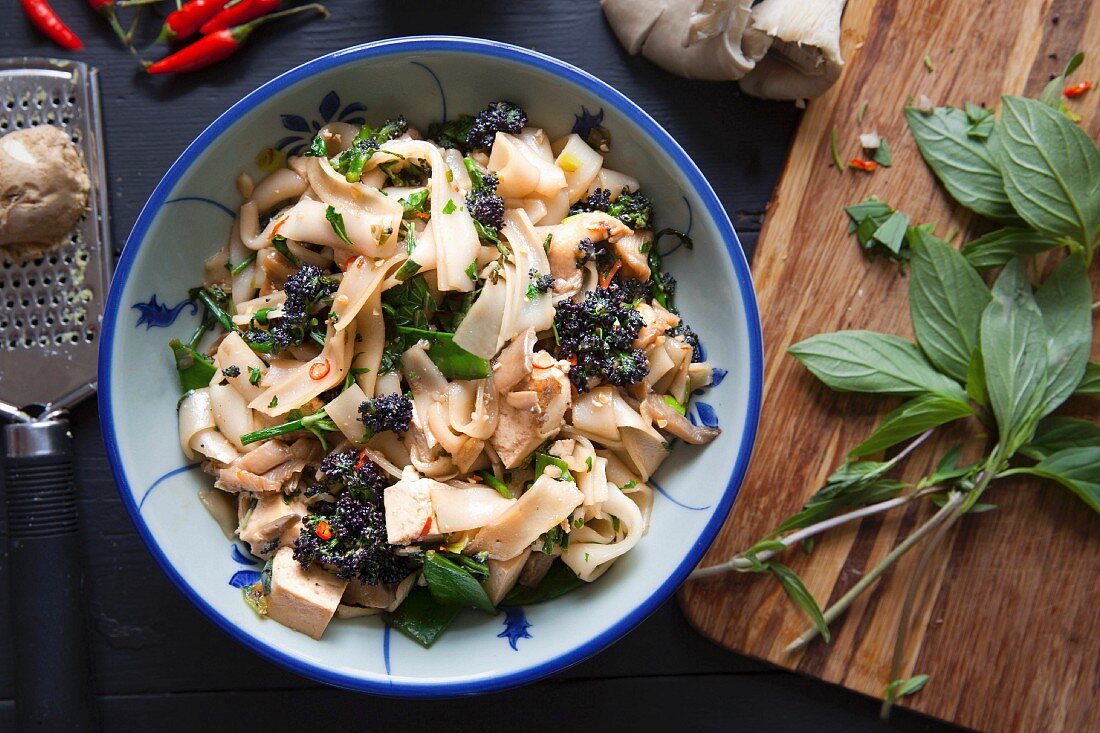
[601, 0, 763, 80]
[601, 0, 848, 101]
[736, 0, 847, 101]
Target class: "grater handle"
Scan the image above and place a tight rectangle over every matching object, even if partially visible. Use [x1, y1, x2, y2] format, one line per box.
[3, 420, 100, 733]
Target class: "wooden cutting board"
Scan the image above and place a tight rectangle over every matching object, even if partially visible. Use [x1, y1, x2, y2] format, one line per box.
[677, 1, 1100, 731]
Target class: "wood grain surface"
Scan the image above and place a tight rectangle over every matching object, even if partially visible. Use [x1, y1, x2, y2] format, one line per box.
[678, 1, 1100, 731]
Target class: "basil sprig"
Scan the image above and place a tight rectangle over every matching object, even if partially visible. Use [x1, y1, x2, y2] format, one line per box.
[699, 55, 1100, 709]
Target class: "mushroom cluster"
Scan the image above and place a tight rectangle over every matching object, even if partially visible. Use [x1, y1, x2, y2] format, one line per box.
[602, 0, 847, 102]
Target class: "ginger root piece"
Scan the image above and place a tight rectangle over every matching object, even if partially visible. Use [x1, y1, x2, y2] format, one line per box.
[0, 125, 90, 260]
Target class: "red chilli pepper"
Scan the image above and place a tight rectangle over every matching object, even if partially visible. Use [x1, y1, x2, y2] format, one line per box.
[849, 159, 878, 172]
[418, 517, 433, 538]
[148, 4, 326, 75]
[158, 0, 232, 43]
[20, 0, 83, 50]
[315, 520, 333, 541]
[354, 449, 368, 471]
[598, 260, 622, 288]
[308, 358, 330, 381]
[1064, 80, 1093, 98]
[201, 0, 278, 35]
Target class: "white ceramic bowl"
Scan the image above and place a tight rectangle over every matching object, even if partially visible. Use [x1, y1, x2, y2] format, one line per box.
[99, 37, 762, 696]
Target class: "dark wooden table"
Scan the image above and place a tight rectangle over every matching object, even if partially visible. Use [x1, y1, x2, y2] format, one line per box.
[0, 2, 956, 730]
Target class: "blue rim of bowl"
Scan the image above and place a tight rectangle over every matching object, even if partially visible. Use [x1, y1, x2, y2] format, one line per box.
[99, 36, 763, 697]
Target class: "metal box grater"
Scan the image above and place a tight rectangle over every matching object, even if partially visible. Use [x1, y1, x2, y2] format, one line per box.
[0, 57, 112, 417]
[1, 58, 109, 731]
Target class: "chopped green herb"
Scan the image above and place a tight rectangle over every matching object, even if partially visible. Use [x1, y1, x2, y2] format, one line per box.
[442, 199, 457, 215]
[830, 125, 846, 171]
[305, 134, 328, 157]
[325, 205, 353, 246]
[873, 138, 893, 167]
[399, 188, 430, 218]
[248, 366, 262, 385]
[271, 236, 298, 266]
[478, 470, 514, 499]
[230, 253, 256, 276]
[268, 396, 279, 409]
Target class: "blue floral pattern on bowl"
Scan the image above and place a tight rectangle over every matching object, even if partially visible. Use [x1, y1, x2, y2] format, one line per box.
[498, 607, 533, 650]
[276, 90, 367, 156]
[132, 295, 196, 329]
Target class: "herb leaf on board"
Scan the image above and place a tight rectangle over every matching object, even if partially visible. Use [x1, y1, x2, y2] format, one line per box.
[1075, 362, 1100, 396]
[767, 563, 831, 643]
[994, 96, 1100, 252]
[885, 674, 930, 701]
[789, 331, 966, 399]
[1038, 51, 1085, 110]
[1034, 254, 1091, 416]
[904, 106, 1019, 222]
[849, 393, 973, 458]
[907, 227, 992, 381]
[979, 259, 1050, 454]
[1020, 417, 1100, 461]
[960, 227, 1064, 269]
[1016, 447, 1100, 513]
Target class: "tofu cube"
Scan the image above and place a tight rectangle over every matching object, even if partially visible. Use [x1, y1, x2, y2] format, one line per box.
[384, 475, 436, 545]
[265, 547, 347, 640]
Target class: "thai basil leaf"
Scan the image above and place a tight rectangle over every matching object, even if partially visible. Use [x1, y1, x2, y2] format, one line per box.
[965, 102, 995, 140]
[170, 339, 216, 393]
[1076, 362, 1100, 396]
[872, 211, 909, 255]
[873, 138, 893, 167]
[1020, 417, 1100, 461]
[930, 493, 996, 514]
[422, 551, 496, 613]
[849, 393, 973, 458]
[907, 227, 991, 381]
[965, 349, 988, 406]
[1034, 254, 1091, 416]
[979, 260, 1049, 453]
[1038, 52, 1084, 110]
[502, 560, 586, 605]
[922, 444, 981, 488]
[394, 326, 490, 380]
[774, 477, 904, 534]
[994, 96, 1100, 250]
[904, 106, 1019, 222]
[1018, 447, 1100, 513]
[384, 584, 461, 648]
[960, 227, 1063, 269]
[768, 563, 830, 643]
[789, 331, 965, 400]
[885, 675, 930, 700]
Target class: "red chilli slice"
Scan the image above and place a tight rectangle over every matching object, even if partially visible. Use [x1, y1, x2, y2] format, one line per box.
[309, 358, 330, 380]
[1065, 80, 1093, 98]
